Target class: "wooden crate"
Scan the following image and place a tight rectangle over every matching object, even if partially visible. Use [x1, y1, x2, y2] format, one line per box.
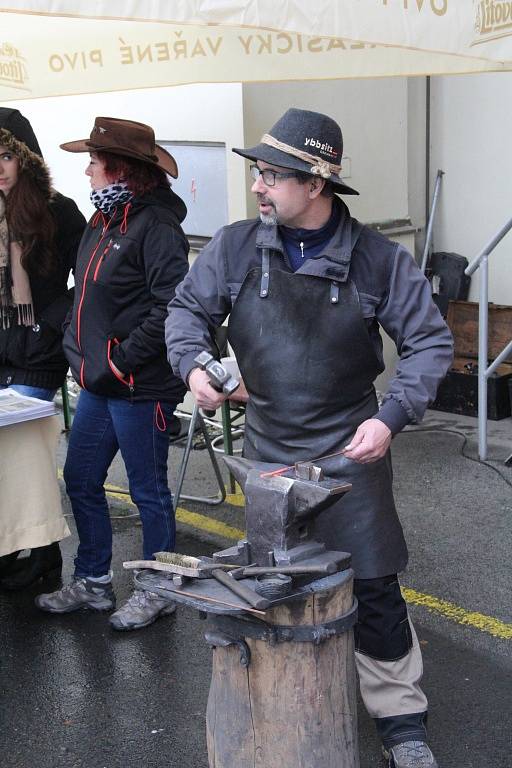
[431, 300, 512, 420]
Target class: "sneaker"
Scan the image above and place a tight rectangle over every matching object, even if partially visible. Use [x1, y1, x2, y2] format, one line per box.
[109, 589, 176, 631]
[35, 577, 116, 613]
[384, 741, 439, 768]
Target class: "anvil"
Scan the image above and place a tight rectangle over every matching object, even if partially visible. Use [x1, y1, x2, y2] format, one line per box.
[213, 455, 352, 569]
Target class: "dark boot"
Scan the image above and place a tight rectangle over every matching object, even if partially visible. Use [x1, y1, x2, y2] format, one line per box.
[0, 543, 62, 590]
[0, 551, 21, 577]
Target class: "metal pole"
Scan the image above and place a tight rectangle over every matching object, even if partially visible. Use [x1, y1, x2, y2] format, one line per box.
[486, 339, 512, 377]
[425, 76, 431, 229]
[221, 401, 236, 493]
[465, 216, 512, 276]
[478, 256, 489, 461]
[465, 216, 512, 461]
[420, 169, 444, 274]
[61, 380, 72, 431]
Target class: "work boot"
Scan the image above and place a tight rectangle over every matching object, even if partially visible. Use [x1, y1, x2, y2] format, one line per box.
[383, 741, 439, 768]
[109, 589, 176, 631]
[35, 577, 116, 613]
[1, 543, 62, 590]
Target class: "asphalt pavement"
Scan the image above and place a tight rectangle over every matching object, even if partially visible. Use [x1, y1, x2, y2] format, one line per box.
[1, 407, 511, 768]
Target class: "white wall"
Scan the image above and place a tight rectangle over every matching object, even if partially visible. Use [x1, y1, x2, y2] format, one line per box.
[1, 83, 246, 224]
[430, 72, 512, 305]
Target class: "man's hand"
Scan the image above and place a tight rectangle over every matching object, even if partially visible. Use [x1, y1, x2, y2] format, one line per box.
[342, 419, 392, 463]
[188, 367, 228, 411]
[228, 378, 249, 403]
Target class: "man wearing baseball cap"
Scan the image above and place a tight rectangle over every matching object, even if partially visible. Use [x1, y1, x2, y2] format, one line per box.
[166, 108, 453, 767]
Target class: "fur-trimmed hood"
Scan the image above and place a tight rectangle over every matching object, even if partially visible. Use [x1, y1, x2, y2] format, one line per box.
[0, 126, 53, 202]
[0, 108, 42, 155]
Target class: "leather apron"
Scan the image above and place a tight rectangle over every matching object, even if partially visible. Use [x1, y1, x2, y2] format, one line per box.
[228, 243, 408, 579]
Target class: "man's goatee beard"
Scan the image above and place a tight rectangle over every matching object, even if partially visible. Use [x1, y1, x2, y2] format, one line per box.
[259, 211, 278, 225]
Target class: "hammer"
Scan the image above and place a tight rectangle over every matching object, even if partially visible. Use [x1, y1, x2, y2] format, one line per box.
[194, 351, 239, 416]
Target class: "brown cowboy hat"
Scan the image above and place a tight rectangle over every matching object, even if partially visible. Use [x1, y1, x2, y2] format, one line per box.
[60, 116, 178, 178]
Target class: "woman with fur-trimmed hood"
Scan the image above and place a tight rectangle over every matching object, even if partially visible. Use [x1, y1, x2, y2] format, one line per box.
[0, 108, 85, 588]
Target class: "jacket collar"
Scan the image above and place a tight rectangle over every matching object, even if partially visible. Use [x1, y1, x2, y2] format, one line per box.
[255, 198, 357, 282]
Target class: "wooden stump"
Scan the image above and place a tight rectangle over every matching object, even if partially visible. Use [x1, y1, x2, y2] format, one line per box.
[206, 570, 359, 768]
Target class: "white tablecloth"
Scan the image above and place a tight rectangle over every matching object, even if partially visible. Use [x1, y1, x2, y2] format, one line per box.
[0, 415, 70, 557]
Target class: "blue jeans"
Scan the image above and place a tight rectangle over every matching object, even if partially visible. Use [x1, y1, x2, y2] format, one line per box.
[64, 390, 178, 578]
[1, 384, 57, 401]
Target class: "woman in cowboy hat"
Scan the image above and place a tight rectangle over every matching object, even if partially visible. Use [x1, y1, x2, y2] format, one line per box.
[0, 108, 85, 590]
[36, 117, 190, 631]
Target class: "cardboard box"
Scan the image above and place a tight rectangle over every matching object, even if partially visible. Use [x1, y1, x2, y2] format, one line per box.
[431, 300, 512, 420]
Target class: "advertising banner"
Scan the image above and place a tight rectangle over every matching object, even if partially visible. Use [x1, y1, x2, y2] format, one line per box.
[1, 1, 511, 101]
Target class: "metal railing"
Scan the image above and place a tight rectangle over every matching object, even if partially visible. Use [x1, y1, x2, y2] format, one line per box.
[421, 169, 444, 274]
[465, 216, 512, 460]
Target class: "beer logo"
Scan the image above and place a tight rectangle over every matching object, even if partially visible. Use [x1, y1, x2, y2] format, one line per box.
[473, 0, 512, 43]
[0, 43, 30, 92]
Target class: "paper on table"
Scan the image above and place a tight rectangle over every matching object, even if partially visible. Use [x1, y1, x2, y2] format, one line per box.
[0, 389, 57, 427]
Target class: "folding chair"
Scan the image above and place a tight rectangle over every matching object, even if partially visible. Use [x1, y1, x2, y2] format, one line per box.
[172, 403, 227, 511]
[172, 396, 246, 508]
[172, 328, 246, 509]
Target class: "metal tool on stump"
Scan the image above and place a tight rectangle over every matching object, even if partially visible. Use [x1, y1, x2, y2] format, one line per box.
[205, 455, 359, 768]
[133, 453, 359, 768]
[212, 454, 352, 571]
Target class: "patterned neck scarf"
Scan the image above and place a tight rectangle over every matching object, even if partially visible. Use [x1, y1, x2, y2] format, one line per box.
[0, 193, 34, 330]
[90, 181, 133, 215]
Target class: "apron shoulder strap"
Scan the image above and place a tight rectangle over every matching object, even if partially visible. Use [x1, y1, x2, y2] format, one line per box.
[259, 248, 270, 298]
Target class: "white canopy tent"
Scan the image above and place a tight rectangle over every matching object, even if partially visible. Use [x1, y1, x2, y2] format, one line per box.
[1, 1, 511, 100]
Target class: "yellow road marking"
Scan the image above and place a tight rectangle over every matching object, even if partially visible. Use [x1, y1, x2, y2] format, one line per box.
[100, 479, 246, 541]
[225, 491, 245, 507]
[402, 588, 512, 641]
[175, 508, 244, 541]
[58, 472, 511, 641]
[104, 488, 133, 505]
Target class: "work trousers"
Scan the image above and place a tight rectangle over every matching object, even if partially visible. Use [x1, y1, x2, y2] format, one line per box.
[64, 390, 178, 578]
[353, 575, 428, 749]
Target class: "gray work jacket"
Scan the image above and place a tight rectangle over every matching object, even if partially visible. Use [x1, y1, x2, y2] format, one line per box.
[165, 199, 453, 435]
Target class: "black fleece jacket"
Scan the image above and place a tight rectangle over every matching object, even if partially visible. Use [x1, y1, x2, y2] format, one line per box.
[0, 192, 86, 389]
[63, 185, 189, 404]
